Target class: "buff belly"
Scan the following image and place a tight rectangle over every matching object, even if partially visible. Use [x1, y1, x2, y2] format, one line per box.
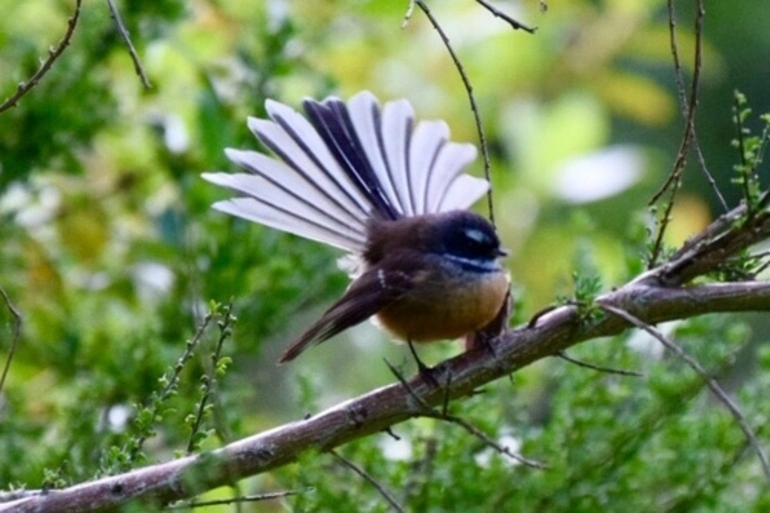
[375, 270, 509, 343]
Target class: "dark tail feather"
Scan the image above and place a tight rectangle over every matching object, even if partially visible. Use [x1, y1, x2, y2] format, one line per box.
[303, 98, 402, 221]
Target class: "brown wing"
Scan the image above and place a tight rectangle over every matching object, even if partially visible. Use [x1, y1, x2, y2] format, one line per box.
[278, 263, 417, 363]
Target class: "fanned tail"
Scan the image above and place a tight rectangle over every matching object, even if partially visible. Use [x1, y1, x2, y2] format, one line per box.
[202, 91, 489, 253]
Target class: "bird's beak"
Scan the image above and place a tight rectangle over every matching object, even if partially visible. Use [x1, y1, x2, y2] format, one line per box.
[497, 248, 509, 257]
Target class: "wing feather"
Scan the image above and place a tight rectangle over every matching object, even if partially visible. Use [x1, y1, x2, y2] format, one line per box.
[279, 265, 415, 362]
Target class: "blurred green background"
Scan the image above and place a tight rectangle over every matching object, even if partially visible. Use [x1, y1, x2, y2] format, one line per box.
[2, 0, 770, 510]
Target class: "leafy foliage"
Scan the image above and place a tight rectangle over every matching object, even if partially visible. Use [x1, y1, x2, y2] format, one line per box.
[279, 316, 769, 512]
[1, 0, 770, 511]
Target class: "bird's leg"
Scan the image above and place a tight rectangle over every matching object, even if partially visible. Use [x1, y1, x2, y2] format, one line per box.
[407, 339, 438, 386]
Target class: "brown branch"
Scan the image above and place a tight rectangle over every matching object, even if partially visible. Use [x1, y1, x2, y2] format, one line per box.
[0, 0, 82, 114]
[105, 0, 152, 89]
[4, 193, 770, 510]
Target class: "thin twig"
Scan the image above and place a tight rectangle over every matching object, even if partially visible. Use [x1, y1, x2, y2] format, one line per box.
[0, 0, 82, 114]
[186, 301, 235, 454]
[330, 450, 406, 513]
[423, 408, 546, 468]
[105, 0, 152, 89]
[693, 137, 727, 211]
[128, 310, 215, 462]
[384, 359, 546, 469]
[166, 489, 311, 509]
[556, 351, 643, 377]
[383, 427, 401, 441]
[648, 0, 705, 267]
[475, 0, 536, 33]
[0, 287, 22, 395]
[649, 0, 704, 206]
[414, 0, 496, 225]
[599, 303, 770, 481]
[664, 0, 726, 211]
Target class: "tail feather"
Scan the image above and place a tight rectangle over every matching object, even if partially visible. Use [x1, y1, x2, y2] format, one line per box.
[258, 102, 373, 218]
[202, 169, 367, 251]
[223, 148, 365, 230]
[426, 143, 484, 212]
[409, 120, 449, 214]
[203, 90, 489, 253]
[346, 93, 408, 217]
[304, 97, 402, 220]
[439, 174, 490, 212]
[211, 197, 367, 251]
[380, 98, 416, 216]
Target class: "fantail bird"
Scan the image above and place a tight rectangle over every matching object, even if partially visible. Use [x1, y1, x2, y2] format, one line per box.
[202, 91, 510, 363]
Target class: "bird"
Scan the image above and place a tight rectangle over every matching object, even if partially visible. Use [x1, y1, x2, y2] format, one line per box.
[202, 91, 510, 364]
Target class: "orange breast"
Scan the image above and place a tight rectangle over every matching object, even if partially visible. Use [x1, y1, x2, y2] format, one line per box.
[376, 271, 509, 343]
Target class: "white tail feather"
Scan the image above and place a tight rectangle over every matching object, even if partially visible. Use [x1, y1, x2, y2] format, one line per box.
[424, 142, 478, 212]
[222, 149, 365, 230]
[203, 91, 490, 253]
[347, 92, 405, 215]
[248, 112, 371, 218]
[438, 175, 490, 212]
[210, 197, 367, 251]
[409, 120, 449, 214]
[381, 99, 416, 216]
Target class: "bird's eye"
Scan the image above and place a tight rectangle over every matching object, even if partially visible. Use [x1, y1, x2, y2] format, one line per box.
[463, 228, 490, 245]
[443, 225, 499, 259]
[434, 212, 502, 262]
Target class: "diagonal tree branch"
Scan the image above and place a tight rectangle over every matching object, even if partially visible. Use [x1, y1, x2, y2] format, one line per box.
[4, 191, 770, 511]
